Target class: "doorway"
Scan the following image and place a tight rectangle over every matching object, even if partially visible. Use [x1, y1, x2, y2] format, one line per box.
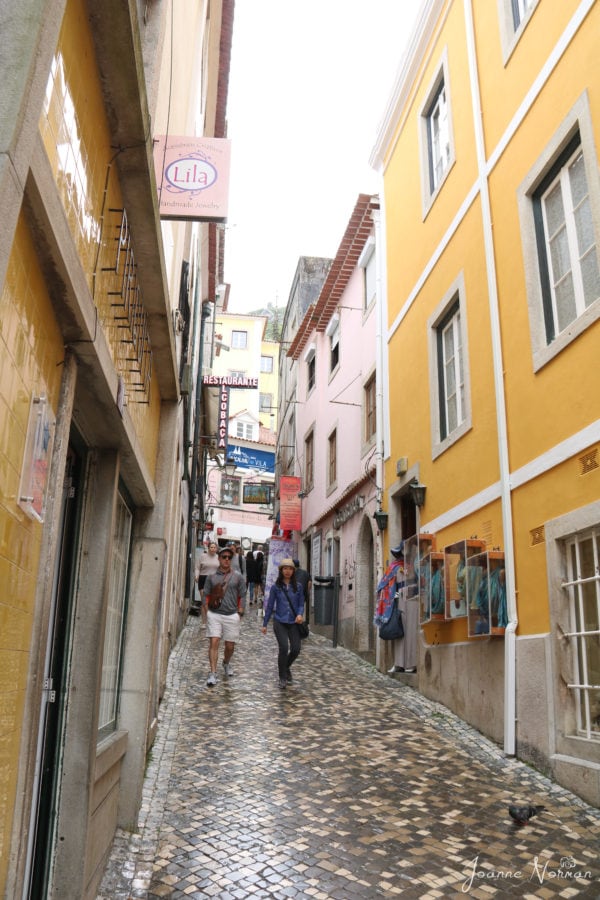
[26, 442, 83, 898]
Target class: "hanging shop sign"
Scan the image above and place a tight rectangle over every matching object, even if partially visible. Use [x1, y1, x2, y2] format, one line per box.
[242, 484, 274, 505]
[333, 495, 365, 529]
[18, 394, 55, 522]
[202, 375, 258, 388]
[154, 135, 231, 222]
[228, 444, 275, 472]
[217, 385, 230, 450]
[279, 476, 302, 531]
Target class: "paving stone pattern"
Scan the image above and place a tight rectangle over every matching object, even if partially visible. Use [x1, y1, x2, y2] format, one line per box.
[97, 615, 600, 899]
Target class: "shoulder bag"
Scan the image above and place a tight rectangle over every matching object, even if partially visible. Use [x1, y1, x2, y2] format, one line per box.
[283, 587, 309, 639]
[378, 597, 404, 640]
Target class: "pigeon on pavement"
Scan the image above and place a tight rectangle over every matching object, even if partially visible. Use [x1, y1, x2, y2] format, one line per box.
[508, 803, 545, 826]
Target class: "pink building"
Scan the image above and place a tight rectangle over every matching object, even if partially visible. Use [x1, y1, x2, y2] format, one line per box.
[284, 195, 383, 659]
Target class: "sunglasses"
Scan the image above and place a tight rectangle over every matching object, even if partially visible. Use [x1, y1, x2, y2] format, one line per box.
[220, 554, 233, 560]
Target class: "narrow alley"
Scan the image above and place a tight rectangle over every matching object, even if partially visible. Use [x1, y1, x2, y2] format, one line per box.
[97, 616, 600, 899]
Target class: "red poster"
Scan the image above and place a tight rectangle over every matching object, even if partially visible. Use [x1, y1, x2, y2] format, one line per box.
[279, 476, 302, 531]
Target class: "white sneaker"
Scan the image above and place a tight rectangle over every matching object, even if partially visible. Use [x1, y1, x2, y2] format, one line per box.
[222, 662, 233, 677]
[206, 672, 218, 687]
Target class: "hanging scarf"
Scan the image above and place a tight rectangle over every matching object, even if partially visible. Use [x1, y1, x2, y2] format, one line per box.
[374, 559, 402, 625]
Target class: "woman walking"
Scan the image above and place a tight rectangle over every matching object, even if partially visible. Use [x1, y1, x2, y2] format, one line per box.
[261, 558, 305, 689]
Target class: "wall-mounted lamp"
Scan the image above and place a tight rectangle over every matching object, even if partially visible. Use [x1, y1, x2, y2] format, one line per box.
[409, 479, 427, 508]
[373, 508, 389, 531]
[298, 490, 307, 499]
[218, 456, 237, 477]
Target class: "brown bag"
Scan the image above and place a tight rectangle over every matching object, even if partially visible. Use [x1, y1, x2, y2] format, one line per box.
[207, 575, 229, 610]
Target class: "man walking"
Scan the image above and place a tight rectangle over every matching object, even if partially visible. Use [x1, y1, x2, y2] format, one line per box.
[204, 547, 247, 686]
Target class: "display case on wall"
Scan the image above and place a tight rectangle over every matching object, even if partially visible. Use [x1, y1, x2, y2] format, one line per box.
[444, 539, 487, 620]
[404, 533, 436, 601]
[466, 550, 507, 637]
[420, 551, 445, 624]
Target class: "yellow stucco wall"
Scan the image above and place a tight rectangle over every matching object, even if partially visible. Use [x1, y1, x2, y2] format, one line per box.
[39, 0, 161, 478]
[0, 213, 65, 887]
[381, 0, 600, 648]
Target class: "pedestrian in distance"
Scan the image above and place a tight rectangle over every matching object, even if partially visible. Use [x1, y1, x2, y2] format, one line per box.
[245, 548, 258, 604]
[194, 540, 219, 626]
[254, 546, 265, 603]
[204, 547, 247, 686]
[385, 542, 418, 674]
[293, 558, 312, 622]
[261, 558, 305, 689]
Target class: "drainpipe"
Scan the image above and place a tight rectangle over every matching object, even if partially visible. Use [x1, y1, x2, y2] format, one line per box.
[464, 0, 517, 755]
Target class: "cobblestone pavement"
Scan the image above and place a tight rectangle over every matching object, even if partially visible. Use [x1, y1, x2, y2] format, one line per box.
[97, 614, 600, 899]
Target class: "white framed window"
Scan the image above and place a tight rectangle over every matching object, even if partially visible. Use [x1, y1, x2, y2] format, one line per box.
[419, 48, 455, 216]
[260, 355, 273, 373]
[231, 330, 247, 349]
[235, 421, 255, 441]
[364, 373, 376, 444]
[428, 272, 472, 458]
[259, 392, 272, 412]
[304, 429, 314, 491]
[563, 528, 600, 740]
[359, 238, 376, 311]
[98, 492, 132, 739]
[546, 500, 600, 764]
[326, 315, 340, 374]
[327, 428, 337, 490]
[497, 0, 539, 62]
[304, 344, 316, 395]
[518, 94, 600, 371]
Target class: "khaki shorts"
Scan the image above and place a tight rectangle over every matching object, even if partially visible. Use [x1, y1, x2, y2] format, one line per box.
[206, 610, 241, 642]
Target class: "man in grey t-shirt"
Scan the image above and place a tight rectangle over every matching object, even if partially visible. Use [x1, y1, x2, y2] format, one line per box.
[204, 547, 247, 686]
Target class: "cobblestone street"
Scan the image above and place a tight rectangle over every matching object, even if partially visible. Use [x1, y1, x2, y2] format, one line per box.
[97, 615, 600, 899]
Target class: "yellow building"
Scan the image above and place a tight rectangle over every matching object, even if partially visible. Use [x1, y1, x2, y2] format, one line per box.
[371, 0, 599, 804]
[0, 1, 232, 896]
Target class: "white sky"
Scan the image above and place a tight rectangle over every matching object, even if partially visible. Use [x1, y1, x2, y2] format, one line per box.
[223, 0, 423, 314]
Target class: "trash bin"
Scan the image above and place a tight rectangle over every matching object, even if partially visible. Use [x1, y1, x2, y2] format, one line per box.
[313, 576, 334, 625]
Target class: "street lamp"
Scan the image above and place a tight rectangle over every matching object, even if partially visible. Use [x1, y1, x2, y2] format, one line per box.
[373, 508, 388, 531]
[409, 479, 427, 508]
[222, 457, 237, 477]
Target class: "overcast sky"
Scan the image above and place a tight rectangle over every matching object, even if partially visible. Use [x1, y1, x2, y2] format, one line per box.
[223, 0, 422, 314]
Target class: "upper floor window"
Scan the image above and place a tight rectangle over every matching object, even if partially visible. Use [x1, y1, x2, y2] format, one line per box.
[328, 429, 337, 489]
[326, 316, 340, 374]
[305, 430, 314, 491]
[428, 273, 472, 458]
[534, 137, 599, 345]
[517, 95, 600, 371]
[304, 345, 316, 394]
[419, 49, 454, 215]
[364, 374, 376, 443]
[511, 0, 534, 29]
[236, 421, 255, 441]
[259, 392, 272, 412]
[231, 330, 247, 349]
[360, 240, 376, 311]
[260, 355, 273, 373]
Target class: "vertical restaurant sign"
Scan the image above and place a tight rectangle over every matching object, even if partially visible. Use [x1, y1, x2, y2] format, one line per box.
[217, 385, 229, 450]
[279, 476, 302, 531]
[154, 135, 231, 222]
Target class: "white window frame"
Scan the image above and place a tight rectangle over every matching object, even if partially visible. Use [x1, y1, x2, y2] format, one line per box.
[260, 355, 273, 373]
[428, 272, 472, 459]
[517, 93, 600, 372]
[304, 344, 316, 396]
[231, 330, 248, 350]
[545, 499, 600, 764]
[359, 238, 376, 312]
[98, 492, 132, 739]
[419, 48, 455, 218]
[497, 0, 540, 63]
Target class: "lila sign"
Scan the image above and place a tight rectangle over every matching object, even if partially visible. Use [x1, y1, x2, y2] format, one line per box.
[154, 135, 231, 222]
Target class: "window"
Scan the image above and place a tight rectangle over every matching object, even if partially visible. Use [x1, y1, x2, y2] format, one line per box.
[305, 431, 314, 491]
[231, 330, 247, 349]
[511, 0, 533, 29]
[326, 315, 340, 373]
[428, 273, 472, 458]
[518, 96, 600, 371]
[328, 429, 337, 488]
[360, 240, 376, 311]
[259, 392, 272, 412]
[220, 475, 241, 505]
[98, 492, 132, 738]
[235, 421, 255, 440]
[364, 374, 376, 442]
[534, 137, 600, 345]
[563, 529, 600, 739]
[260, 355, 273, 373]
[419, 50, 454, 215]
[307, 356, 316, 392]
